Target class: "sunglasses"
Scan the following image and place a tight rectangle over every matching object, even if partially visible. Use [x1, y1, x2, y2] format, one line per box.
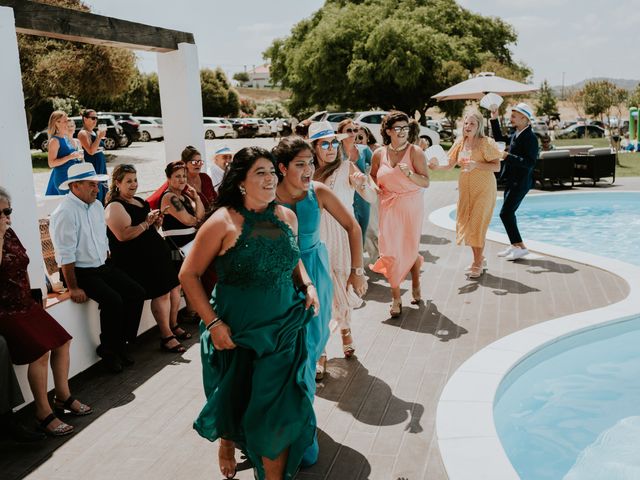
[356, 134, 365, 141]
[121, 164, 136, 173]
[391, 126, 410, 133]
[343, 128, 359, 134]
[320, 140, 340, 150]
[189, 159, 204, 165]
[0, 207, 12, 217]
[85, 116, 98, 120]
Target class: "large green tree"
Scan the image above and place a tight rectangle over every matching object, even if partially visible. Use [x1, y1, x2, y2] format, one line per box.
[18, 0, 137, 129]
[265, 0, 530, 119]
[200, 68, 240, 117]
[581, 80, 627, 123]
[535, 80, 558, 118]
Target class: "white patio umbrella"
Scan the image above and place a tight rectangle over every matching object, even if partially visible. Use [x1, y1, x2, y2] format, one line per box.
[431, 72, 537, 101]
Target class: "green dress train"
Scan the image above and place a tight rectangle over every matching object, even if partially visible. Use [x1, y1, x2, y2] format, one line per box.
[193, 203, 316, 479]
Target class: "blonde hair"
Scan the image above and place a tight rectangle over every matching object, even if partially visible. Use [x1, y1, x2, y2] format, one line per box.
[462, 109, 485, 139]
[47, 110, 67, 137]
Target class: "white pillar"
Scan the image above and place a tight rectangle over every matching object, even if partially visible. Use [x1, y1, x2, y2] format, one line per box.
[157, 43, 206, 167]
[0, 6, 46, 292]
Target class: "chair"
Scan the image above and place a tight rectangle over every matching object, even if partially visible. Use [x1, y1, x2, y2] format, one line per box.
[534, 149, 574, 188]
[573, 147, 616, 185]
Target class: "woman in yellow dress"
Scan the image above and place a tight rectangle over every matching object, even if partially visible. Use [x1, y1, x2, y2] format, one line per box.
[429, 110, 503, 278]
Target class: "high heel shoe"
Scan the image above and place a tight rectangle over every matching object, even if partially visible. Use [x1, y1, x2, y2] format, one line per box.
[341, 329, 355, 358]
[466, 262, 487, 279]
[315, 354, 327, 381]
[410, 285, 422, 305]
[465, 258, 487, 273]
[390, 298, 402, 318]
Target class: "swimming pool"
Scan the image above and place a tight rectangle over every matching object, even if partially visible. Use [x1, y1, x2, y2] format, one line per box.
[450, 191, 640, 266]
[494, 315, 640, 479]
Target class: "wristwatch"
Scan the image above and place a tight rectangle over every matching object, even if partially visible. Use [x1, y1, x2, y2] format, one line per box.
[351, 267, 365, 276]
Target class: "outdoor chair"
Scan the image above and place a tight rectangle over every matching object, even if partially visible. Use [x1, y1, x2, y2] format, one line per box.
[573, 147, 616, 185]
[534, 149, 574, 189]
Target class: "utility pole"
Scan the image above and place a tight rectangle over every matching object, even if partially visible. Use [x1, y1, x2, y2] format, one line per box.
[561, 72, 565, 101]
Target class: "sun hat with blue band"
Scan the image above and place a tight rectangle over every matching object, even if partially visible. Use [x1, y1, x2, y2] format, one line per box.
[511, 102, 534, 121]
[308, 121, 349, 142]
[59, 163, 109, 191]
[214, 146, 232, 155]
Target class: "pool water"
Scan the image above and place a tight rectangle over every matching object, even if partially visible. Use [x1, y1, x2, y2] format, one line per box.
[486, 192, 640, 266]
[494, 317, 640, 479]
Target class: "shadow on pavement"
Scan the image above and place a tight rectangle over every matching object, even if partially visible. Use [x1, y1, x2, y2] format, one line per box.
[297, 429, 372, 479]
[458, 272, 541, 296]
[382, 301, 468, 342]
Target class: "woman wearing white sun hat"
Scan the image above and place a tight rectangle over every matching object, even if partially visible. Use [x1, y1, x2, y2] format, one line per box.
[490, 102, 539, 261]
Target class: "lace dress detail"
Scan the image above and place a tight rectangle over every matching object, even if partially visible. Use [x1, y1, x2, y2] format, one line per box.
[215, 203, 300, 290]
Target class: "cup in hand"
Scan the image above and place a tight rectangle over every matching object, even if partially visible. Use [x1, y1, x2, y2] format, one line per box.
[459, 149, 472, 172]
[98, 124, 107, 133]
[496, 141, 506, 151]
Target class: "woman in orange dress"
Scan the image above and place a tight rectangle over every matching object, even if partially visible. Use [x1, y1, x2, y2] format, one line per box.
[429, 110, 502, 278]
[370, 111, 430, 317]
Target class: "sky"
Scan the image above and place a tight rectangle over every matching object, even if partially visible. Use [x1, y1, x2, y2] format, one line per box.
[84, 0, 639, 88]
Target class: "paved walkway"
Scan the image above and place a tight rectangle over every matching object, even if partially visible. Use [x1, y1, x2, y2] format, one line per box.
[4, 178, 634, 479]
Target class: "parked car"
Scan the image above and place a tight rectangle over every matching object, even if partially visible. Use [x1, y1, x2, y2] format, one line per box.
[249, 118, 271, 137]
[531, 120, 549, 138]
[32, 115, 124, 152]
[134, 116, 164, 142]
[203, 117, 235, 139]
[555, 124, 606, 139]
[97, 112, 141, 146]
[353, 110, 440, 146]
[308, 111, 357, 132]
[228, 118, 259, 138]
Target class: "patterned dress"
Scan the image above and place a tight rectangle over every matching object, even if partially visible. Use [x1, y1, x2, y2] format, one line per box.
[449, 137, 502, 247]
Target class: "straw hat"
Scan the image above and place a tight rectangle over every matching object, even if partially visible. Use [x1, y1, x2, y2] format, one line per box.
[59, 163, 109, 191]
[308, 121, 348, 142]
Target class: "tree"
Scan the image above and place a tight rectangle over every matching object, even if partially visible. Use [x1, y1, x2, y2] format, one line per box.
[233, 72, 250, 86]
[255, 100, 288, 118]
[581, 80, 627, 123]
[535, 80, 558, 118]
[200, 68, 240, 117]
[627, 83, 640, 107]
[265, 0, 529, 118]
[17, 0, 137, 129]
[239, 98, 256, 116]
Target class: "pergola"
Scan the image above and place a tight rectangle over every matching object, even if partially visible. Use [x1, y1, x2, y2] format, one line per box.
[0, 0, 205, 290]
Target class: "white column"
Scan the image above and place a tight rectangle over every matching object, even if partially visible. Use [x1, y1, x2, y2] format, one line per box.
[0, 6, 46, 292]
[157, 43, 206, 167]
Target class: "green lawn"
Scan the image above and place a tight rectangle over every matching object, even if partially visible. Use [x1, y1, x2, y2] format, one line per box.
[428, 138, 640, 181]
[32, 152, 115, 173]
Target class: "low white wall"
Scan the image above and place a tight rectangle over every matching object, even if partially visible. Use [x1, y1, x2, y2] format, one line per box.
[14, 299, 166, 408]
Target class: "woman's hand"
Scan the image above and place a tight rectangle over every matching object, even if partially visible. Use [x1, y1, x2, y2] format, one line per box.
[146, 209, 161, 225]
[460, 158, 477, 172]
[398, 162, 412, 178]
[350, 170, 367, 189]
[304, 285, 320, 315]
[428, 158, 439, 170]
[184, 184, 198, 200]
[347, 272, 368, 297]
[209, 322, 236, 350]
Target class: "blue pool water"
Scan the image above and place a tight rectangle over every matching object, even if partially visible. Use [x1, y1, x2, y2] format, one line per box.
[451, 192, 640, 266]
[494, 317, 640, 479]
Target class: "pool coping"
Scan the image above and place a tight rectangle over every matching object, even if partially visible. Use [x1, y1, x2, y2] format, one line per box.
[429, 190, 640, 480]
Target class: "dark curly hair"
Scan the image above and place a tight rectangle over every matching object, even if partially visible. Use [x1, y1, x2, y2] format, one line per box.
[213, 147, 275, 212]
[272, 136, 313, 181]
[380, 110, 410, 145]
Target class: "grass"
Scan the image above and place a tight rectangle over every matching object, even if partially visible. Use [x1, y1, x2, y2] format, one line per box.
[32, 152, 115, 173]
[428, 137, 640, 182]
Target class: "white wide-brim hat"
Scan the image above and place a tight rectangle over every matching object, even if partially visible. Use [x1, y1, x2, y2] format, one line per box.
[308, 121, 348, 142]
[59, 163, 109, 190]
[512, 102, 534, 121]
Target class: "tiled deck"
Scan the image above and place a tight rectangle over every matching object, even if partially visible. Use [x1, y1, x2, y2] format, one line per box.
[2, 180, 634, 480]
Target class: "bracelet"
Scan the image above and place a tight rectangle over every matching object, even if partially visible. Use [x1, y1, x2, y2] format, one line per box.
[205, 317, 223, 331]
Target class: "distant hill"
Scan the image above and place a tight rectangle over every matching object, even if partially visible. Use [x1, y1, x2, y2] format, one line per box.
[552, 78, 639, 95]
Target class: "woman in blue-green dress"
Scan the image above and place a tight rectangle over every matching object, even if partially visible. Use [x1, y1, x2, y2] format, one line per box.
[272, 136, 367, 466]
[179, 147, 320, 480]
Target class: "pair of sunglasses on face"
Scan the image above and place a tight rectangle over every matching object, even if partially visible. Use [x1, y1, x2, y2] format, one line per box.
[320, 139, 340, 150]
[0, 208, 12, 217]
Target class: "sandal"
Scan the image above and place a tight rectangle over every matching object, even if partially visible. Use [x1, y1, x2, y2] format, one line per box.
[466, 263, 486, 279]
[219, 439, 237, 479]
[160, 335, 186, 353]
[315, 354, 327, 381]
[410, 285, 422, 305]
[170, 324, 192, 340]
[464, 257, 487, 274]
[390, 298, 402, 318]
[53, 396, 92, 416]
[38, 413, 74, 437]
[341, 329, 355, 359]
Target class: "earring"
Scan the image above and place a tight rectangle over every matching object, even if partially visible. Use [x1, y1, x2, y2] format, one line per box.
[239, 185, 246, 196]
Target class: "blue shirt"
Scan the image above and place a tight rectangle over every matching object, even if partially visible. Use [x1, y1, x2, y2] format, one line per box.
[50, 192, 109, 268]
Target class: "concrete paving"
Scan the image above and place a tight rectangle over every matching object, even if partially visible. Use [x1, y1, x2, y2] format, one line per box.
[11, 154, 637, 479]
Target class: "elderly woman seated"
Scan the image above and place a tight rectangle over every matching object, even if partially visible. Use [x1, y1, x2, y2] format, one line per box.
[104, 165, 188, 353]
[0, 186, 91, 436]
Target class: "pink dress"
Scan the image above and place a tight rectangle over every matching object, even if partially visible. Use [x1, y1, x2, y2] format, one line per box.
[370, 147, 424, 288]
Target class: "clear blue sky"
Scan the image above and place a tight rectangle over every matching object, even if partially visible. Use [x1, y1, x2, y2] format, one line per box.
[84, 0, 638, 88]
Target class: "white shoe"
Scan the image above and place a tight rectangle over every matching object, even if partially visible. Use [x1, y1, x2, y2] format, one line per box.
[497, 246, 515, 257]
[505, 247, 530, 261]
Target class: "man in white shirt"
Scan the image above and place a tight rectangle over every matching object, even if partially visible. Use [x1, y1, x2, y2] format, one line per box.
[208, 146, 233, 192]
[50, 164, 146, 373]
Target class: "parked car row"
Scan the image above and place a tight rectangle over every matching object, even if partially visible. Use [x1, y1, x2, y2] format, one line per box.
[32, 114, 127, 152]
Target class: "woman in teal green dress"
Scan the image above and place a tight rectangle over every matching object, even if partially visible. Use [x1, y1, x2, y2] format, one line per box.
[179, 147, 320, 480]
[272, 136, 366, 466]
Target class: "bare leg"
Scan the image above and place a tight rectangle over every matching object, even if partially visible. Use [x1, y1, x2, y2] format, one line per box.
[471, 246, 484, 267]
[28, 352, 53, 420]
[391, 286, 401, 302]
[410, 255, 422, 289]
[263, 448, 289, 480]
[151, 293, 180, 348]
[169, 286, 181, 326]
[51, 341, 71, 401]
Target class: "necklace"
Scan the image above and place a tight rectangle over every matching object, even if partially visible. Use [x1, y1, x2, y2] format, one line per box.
[388, 141, 409, 153]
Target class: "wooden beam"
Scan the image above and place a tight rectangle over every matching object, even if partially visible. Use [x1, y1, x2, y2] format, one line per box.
[0, 0, 194, 52]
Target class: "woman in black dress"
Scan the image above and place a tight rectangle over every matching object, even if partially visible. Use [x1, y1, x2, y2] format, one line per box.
[104, 165, 187, 353]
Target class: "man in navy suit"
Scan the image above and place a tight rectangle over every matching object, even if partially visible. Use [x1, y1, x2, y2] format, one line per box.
[490, 103, 539, 261]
